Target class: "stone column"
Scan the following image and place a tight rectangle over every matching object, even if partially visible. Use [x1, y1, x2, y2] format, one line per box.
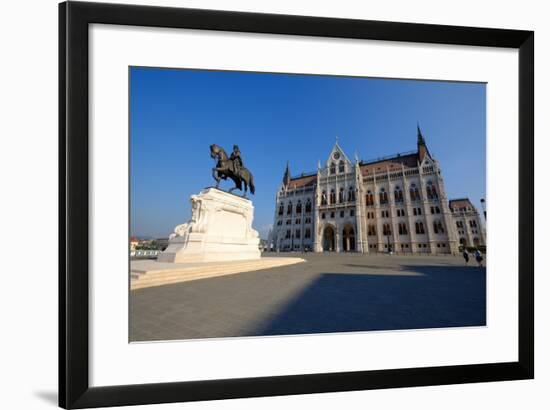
[418, 166, 435, 254]
[313, 171, 322, 253]
[434, 162, 458, 254]
[373, 173, 384, 252]
[388, 169, 399, 253]
[335, 224, 341, 253]
[354, 164, 367, 253]
[402, 167, 416, 253]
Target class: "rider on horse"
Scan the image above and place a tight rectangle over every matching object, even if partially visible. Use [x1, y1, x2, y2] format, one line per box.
[230, 145, 243, 176]
[210, 143, 255, 196]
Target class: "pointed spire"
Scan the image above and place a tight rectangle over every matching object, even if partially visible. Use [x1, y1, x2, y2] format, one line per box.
[354, 150, 359, 164]
[283, 160, 291, 186]
[416, 122, 430, 161]
[417, 122, 426, 145]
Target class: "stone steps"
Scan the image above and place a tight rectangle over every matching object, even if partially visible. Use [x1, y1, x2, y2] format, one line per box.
[130, 257, 304, 290]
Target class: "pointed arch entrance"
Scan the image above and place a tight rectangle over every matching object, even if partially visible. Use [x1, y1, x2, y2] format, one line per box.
[343, 225, 356, 252]
[322, 225, 335, 252]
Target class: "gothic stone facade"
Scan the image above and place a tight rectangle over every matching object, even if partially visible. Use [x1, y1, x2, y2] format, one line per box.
[269, 129, 486, 254]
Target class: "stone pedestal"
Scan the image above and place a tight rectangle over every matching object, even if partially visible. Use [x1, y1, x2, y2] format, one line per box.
[158, 188, 261, 263]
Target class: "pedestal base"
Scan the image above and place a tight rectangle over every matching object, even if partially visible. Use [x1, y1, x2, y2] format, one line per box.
[131, 257, 304, 289]
[158, 188, 261, 263]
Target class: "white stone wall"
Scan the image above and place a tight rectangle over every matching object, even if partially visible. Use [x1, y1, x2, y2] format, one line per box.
[271, 185, 315, 252]
[314, 144, 358, 252]
[451, 209, 486, 248]
[269, 143, 481, 256]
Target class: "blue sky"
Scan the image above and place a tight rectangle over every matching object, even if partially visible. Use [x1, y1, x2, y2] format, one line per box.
[130, 67, 486, 239]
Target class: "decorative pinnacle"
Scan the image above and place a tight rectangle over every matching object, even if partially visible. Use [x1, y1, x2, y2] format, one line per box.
[283, 160, 291, 185]
[417, 122, 426, 145]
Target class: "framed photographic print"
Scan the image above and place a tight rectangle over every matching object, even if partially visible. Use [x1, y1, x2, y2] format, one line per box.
[59, 1, 534, 408]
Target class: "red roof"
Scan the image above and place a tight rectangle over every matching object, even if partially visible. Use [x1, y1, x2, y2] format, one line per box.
[449, 198, 475, 210]
[359, 153, 419, 176]
[286, 152, 420, 186]
[288, 174, 317, 188]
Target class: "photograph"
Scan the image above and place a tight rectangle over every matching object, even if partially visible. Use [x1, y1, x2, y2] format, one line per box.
[52, 1, 535, 408]
[129, 67, 487, 342]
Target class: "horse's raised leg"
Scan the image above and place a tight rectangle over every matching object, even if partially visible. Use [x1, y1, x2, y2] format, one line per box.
[212, 168, 220, 188]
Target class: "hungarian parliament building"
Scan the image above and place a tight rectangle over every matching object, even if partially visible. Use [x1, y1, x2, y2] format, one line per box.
[268, 128, 485, 254]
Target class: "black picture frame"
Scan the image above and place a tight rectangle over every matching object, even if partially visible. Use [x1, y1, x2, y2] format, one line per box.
[59, 1, 534, 408]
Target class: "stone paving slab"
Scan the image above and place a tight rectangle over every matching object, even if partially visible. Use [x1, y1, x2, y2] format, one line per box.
[129, 253, 486, 342]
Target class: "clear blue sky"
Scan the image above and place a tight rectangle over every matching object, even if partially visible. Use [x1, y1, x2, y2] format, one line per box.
[130, 67, 486, 239]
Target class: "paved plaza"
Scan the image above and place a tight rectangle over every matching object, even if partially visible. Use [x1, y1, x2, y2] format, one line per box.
[129, 253, 486, 342]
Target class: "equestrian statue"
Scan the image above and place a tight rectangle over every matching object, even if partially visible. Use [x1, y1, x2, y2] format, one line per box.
[210, 144, 255, 196]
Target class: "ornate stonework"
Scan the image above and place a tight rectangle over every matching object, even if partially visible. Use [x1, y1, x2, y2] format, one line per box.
[269, 133, 485, 255]
[159, 188, 260, 263]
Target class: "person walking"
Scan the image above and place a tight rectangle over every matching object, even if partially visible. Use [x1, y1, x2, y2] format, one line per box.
[462, 249, 470, 265]
[475, 249, 484, 267]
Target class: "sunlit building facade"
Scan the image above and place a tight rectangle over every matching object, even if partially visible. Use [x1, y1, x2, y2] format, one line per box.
[269, 127, 485, 254]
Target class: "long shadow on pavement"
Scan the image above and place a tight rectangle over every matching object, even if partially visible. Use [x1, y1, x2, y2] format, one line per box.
[249, 264, 486, 336]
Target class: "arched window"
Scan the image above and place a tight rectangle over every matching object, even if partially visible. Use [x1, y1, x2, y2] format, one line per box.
[426, 181, 438, 199]
[287, 201, 292, 215]
[296, 200, 302, 214]
[321, 191, 327, 205]
[433, 220, 444, 234]
[305, 198, 312, 213]
[394, 186, 404, 203]
[368, 224, 376, 236]
[330, 162, 336, 175]
[278, 203, 284, 215]
[415, 221, 425, 234]
[339, 187, 344, 203]
[330, 189, 336, 204]
[348, 186, 355, 201]
[366, 190, 374, 206]
[409, 184, 420, 201]
[338, 160, 345, 173]
[398, 222, 408, 235]
[383, 223, 391, 235]
[379, 188, 388, 204]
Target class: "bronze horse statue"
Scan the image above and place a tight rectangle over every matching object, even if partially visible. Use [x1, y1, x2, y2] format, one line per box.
[210, 144, 255, 196]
